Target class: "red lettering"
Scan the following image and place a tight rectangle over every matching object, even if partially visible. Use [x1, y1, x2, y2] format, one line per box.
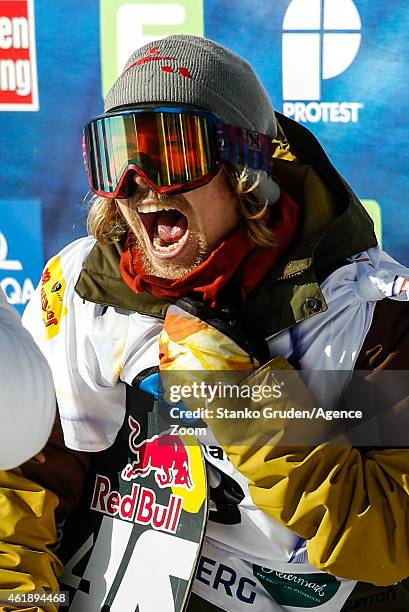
[135, 488, 155, 524]
[170, 496, 183, 533]
[106, 492, 120, 516]
[119, 484, 140, 520]
[152, 503, 168, 529]
[165, 495, 175, 531]
[91, 475, 111, 511]
[41, 288, 48, 311]
[45, 317, 58, 327]
[41, 269, 51, 284]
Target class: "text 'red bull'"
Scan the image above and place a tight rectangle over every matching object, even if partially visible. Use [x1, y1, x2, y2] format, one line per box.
[91, 475, 183, 534]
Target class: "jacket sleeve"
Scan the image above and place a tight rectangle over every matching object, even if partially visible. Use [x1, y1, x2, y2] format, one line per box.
[0, 416, 91, 612]
[205, 356, 409, 586]
[159, 302, 409, 586]
[0, 288, 55, 469]
[0, 467, 62, 612]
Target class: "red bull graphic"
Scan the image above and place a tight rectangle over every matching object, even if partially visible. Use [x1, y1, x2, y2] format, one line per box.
[121, 416, 194, 490]
[90, 475, 183, 534]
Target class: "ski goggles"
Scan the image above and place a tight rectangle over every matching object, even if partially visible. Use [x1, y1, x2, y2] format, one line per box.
[83, 106, 274, 197]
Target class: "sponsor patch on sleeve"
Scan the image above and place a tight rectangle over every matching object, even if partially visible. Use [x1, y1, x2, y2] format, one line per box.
[41, 256, 67, 339]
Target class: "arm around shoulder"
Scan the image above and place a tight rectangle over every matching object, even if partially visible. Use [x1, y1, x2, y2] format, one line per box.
[207, 358, 409, 586]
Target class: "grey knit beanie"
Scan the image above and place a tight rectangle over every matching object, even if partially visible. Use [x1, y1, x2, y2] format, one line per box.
[105, 34, 277, 139]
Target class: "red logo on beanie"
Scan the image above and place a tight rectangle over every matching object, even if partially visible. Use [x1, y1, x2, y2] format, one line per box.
[125, 47, 192, 79]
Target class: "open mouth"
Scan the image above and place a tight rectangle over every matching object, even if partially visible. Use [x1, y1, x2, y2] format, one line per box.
[137, 201, 190, 259]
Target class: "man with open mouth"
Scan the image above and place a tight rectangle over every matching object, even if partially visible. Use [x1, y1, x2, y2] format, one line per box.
[2, 34, 409, 612]
[117, 167, 240, 280]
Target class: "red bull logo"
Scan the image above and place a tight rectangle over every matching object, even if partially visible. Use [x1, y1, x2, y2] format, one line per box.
[121, 416, 193, 490]
[90, 476, 183, 534]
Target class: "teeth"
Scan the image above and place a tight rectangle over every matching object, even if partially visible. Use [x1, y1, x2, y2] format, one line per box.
[137, 202, 176, 214]
[152, 234, 184, 251]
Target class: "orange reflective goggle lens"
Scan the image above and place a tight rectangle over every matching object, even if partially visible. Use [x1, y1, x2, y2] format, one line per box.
[83, 107, 273, 197]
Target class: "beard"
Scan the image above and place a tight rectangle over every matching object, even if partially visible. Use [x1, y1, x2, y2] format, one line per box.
[121, 189, 209, 280]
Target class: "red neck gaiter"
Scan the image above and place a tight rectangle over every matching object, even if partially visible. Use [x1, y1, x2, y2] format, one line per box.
[119, 191, 300, 307]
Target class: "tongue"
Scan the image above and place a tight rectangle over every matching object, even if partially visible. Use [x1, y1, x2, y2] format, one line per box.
[156, 210, 188, 244]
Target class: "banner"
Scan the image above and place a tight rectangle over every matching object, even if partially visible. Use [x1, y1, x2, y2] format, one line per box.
[0, 0, 38, 110]
[0, 200, 42, 314]
[0, 0, 408, 312]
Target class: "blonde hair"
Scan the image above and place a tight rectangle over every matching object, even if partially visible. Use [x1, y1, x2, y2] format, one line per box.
[87, 166, 277, 248]
[223, 164, 277, 248]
